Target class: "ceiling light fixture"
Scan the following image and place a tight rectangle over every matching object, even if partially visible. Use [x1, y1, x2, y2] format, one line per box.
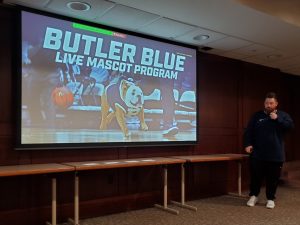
[193, 34, 210, 41]
[67, 1, 91, 11]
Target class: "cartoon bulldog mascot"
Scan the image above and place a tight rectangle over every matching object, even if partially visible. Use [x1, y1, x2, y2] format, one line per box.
[100, 79, 148, 138]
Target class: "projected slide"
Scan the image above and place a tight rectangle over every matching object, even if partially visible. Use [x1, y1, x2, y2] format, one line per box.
[20, 11, 197, 147]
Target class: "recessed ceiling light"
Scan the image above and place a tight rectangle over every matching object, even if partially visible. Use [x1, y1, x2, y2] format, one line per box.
[66, 1, 91, 11]
[193, 34, 210, 41]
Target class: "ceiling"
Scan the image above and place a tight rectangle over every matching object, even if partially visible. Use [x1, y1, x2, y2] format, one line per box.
[3, 0, 300, 76]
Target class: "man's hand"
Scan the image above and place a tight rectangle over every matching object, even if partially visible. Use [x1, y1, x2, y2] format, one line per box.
[245, 146, 253, 154]
[270, 111, 278, 120]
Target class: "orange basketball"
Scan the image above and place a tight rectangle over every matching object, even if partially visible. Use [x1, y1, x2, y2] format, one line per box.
[51, 86, 74, 108]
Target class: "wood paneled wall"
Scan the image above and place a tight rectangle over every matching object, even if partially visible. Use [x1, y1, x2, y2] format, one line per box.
[0, 7, 299, 225]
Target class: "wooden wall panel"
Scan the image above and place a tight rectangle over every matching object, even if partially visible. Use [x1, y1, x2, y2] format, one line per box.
[241, 62, 283, 127]
[284, 75, 300, 160]
[198, 54, 240, 129]
[30, 147, 120, 164]
[0, 7, 13, 124]
[196, 135, 237, 154]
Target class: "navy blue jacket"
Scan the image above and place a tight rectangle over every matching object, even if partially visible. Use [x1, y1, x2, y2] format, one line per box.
[244, 110, 294, 162]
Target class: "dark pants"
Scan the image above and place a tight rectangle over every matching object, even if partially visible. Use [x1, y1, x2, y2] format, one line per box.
[249, 157, 283, 200]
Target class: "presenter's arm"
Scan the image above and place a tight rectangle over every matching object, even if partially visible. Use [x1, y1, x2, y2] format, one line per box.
[275, 112, 294, 130]
[243, 113, 256, 154]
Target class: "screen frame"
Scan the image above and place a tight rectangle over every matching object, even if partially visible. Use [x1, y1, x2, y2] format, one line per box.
[15, 6, 199, 150]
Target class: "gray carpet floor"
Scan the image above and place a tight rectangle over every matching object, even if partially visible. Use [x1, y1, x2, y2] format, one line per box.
[67, 185, 300, 225]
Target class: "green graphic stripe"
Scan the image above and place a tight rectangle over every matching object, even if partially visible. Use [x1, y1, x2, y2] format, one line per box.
[73, 23, 113, 36]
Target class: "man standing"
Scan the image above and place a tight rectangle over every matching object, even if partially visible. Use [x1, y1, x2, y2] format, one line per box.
[244, 92, 294, 209]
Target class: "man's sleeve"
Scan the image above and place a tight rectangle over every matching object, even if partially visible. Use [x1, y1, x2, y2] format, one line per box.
[277, 112, 294, 130]
[243, 114, 255, 148]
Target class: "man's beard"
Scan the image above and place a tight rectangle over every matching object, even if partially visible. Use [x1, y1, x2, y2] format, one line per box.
[265, 107, 276, 114]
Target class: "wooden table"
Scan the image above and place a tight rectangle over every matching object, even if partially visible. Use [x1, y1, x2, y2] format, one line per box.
[0, 163, 74, 225]
[64, 157, 185, 225]
[169, 154, 249, 211]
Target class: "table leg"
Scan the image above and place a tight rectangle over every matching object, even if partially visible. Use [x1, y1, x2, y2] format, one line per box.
[154, 166, 179, 214]
[68, 174, 80, 225]
[46, 177, 57, 225]
[238, 161, 242, 196]
[227, 160, 247, 198]
[170, 164, 197, 211]
[75, 175, 79, 224]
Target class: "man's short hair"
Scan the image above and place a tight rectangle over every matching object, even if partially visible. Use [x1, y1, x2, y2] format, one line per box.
[265, 92, 278, 101]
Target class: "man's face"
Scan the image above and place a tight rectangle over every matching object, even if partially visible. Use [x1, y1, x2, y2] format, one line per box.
[264, 97, 278, 114]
